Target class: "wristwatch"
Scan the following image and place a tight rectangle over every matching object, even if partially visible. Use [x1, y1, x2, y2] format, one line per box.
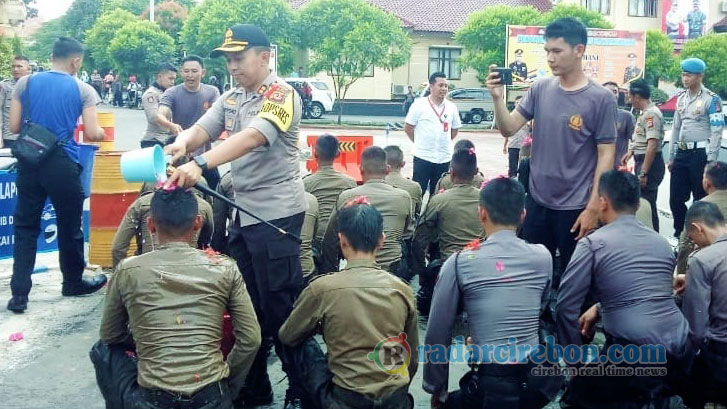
[193, 155, 208, 172]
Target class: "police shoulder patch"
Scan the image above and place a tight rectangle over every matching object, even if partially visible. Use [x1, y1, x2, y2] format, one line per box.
[257, 82, 295, 132]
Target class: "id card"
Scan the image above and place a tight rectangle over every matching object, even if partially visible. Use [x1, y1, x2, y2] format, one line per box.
[443, 122, 449, 132]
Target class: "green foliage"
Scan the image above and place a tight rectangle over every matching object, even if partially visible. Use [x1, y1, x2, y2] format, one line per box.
[26, 18, 65, 61]
[456, 5, 542, 81]
[541, 4, 613, 29]
[681, 34, 727, 98]
[103, 0, 196, 16]
[11, 36, 23, 56]
[108, 20, 176, 79]
[644, 30, 677, 87]
[62, 0, 104, 41]
[86, 9, 139, 71]
[299, 0, 410, 123]
[0, 37, 14, 79]
[141, 1, 188, 40]
[180, 0, 296, 74]
[650, 87, 669, 105]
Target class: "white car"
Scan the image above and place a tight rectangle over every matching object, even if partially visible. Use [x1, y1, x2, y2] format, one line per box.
[284, 77, 336, 119]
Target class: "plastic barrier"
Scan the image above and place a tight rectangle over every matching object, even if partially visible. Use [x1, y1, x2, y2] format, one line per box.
[306, 134, 374, 183]
[74, 111, 115, 152]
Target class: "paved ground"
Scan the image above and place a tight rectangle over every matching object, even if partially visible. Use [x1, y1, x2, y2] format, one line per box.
[0, 104, 696, 408]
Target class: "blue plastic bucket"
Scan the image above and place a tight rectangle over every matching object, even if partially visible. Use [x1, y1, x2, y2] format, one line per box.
[120, 146, 168, 183]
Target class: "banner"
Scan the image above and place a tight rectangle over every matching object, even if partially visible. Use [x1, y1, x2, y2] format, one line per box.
[662, 0, 709, 51]
[506, 25, 646, 87]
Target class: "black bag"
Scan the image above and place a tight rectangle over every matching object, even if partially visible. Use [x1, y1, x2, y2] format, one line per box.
[11, 75, 62, 165]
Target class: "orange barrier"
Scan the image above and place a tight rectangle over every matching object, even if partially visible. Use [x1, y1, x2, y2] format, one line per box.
[74, 111, 115, 151]
[306, 134, 374, 183]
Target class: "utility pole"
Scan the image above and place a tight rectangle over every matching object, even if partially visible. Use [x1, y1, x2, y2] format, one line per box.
[149, 0, 155, 22]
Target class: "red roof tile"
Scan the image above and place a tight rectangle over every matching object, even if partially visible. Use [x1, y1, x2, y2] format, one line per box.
[290, 0, 553, 33]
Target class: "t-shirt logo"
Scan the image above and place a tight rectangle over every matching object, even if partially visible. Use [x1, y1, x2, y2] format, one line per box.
[568, 114, 583, 131]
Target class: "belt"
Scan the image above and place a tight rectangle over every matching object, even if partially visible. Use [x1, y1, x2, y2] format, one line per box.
[677, 140, 708, 150]
[141, 380, 226, 409]
[477, 362, 530, 377]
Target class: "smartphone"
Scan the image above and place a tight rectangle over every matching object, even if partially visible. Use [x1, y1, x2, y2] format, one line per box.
[493, 67, 513, 86]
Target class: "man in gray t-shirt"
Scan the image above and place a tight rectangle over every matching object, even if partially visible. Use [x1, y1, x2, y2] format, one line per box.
[486, 18, 616, 284]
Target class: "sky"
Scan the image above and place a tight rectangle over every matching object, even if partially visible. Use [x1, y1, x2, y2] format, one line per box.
[34, 0, 75, 20]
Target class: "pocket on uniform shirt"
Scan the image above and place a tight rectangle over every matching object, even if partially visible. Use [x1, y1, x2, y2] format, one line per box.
[266, 239, 303, 291]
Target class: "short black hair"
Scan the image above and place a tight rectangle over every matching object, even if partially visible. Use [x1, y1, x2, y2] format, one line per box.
[384, 145, 404, 168]
[338, 202, 384, 253]
[315, 134, 339, 161]
[429, 72, 446, 85]
[705, 161, 727, 190]
[150, 188, 199, 236]
[544, 18, 588, 48]
[598, 170, 640, 213]
[480, 177, 526, 226]
[453, 139, 475, 152]
[602, 81, 618, 88]
[629, 79, 651, 99]
[182, 54, 204, 68]
[361, 146, 387, 175]
[52, 37, 84, 60]
[686, 201, 725, 229]
[13, 55, 29, 63]
[158, 62, 177, 73]
[451, 148, 477, 181]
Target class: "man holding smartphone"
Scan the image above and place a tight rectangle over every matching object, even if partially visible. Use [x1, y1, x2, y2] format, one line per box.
[485, 17, 616, 286]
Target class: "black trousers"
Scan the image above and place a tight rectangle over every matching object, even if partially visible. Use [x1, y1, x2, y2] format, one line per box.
[11, 148, 85, 297]
[227, 212, 305, 397]
[508, 148, 520, 178]
[413, 156, 449, 196]
[113, 90, 123, 107]
[682, 339, 727, 408]
[669, 148, 707, 236]
[519, 196, 581, 289]
[289, 337, 412, 409]
[634, 151, 665, 232]
[89, 341, 234, 409]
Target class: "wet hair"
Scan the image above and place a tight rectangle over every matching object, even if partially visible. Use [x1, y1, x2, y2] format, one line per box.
[361, 146, 387, 176]
[453, 139, 475, 152]
[13, 55, 29, 63]
[52, 37, 84, 60]
[686, 201, 725, 230]
[150, 188, 198, 236]
[158, 62, 177, 73]
[384, 145, 404, 168]
[315, 134, 339, 161]
[598, 170, 640, 213]
[338, 203, 384, 253]
[480, 177, 526, 226]
[429, 72, 446, 85]
[182, 54, 204, 68]
[705, 161, 727, 190]
[544, 18, 588, 48]
[629, 79, 651, 99]
[451, 149, 477, 181]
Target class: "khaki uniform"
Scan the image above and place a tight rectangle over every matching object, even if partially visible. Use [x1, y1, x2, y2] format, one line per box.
[668, 87, 724, 162]
[385, 169, 423, 239]
[321, 180, 411, 273]
[433, 171, 485, 194]
[629, 104, 664, 154]
[623, 66, 642, 84]
[412, 184, 484, 275]
[303, 165, 357, 243]
[300, 192, 319, 278]
[100, 242, 261, 395]
[110, 191, 214, 268]
[0, 78, 18, 143]
[676, 190, 727, 274]
[279, 259, 419, 399]
[141, 84, 173, 145]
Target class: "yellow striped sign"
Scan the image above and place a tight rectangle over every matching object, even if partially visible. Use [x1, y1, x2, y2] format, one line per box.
[339, 141, 356, 152]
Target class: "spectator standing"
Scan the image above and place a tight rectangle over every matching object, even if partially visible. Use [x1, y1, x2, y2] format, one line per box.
[0, 55, 31, 148]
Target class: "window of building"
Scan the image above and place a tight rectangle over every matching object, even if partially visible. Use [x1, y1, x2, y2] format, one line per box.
[581, 0, 609, 15]
[429, 48, 462, 80]
[628, 0, 657, 17]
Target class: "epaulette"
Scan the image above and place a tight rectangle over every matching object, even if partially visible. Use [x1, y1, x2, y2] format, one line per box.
[308, 272, 334, 284]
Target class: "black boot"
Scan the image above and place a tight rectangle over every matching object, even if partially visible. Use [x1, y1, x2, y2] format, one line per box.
[62, 274, 108, 296]
[7, 295, 28, 312]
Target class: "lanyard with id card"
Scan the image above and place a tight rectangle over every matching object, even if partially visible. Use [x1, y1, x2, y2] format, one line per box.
[428, 97, 449, 132]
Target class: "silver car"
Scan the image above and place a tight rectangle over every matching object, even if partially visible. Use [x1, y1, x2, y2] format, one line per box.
[448, 88, 495, 124]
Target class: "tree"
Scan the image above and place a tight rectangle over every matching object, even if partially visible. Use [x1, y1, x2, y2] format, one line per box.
[541, 3, 613, 28]
[62, 0, 104, 41]
[456, 6, 542, 81]
[23, 0, 38, 19]
[103, 0, 196, 15]
[0, 37, 14, 78]
[681, 34, 727, 98]
[86, 9, 139, 72]
[644, 30, 677, 87]
[141, 1, 188, 41]
[299, 0, 410, 123]
[26, 18, 65, 62]
[108, 20, 176, 80]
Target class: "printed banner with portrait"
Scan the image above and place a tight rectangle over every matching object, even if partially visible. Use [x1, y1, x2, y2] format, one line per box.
[662, 0, 709, 51]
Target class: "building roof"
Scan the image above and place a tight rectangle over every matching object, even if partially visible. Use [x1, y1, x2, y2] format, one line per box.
[289, 0, 553, 33]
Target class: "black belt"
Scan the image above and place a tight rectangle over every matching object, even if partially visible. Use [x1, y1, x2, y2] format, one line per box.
[141, 380, 226, 409]
[477, 362, 530, 377]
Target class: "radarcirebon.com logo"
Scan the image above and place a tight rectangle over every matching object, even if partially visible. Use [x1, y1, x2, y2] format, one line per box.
[367, 333, 411, 378]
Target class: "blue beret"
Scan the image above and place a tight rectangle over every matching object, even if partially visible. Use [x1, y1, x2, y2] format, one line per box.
[681, 58, 706, 74]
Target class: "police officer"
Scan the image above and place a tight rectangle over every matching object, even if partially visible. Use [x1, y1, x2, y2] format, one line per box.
[433, 139, 485, 193]
[321, 146, 412, 276]
[280, 201, 419, 409]
[413, 148, 484, 315]
[621, 79, 665, 231]
[91, 187, 261, 409]
[140, 62, 177, 148]
[110, 181, 213, 268]
[623, 52, 642, 84]
[668, 57, 725, 238]
[603, 81, 635, 170]
[0, 55, 31, 148]
[425, 177, 560, 409]
[300, 192, 319, 282]
[165, 24, 306, 409]
[679, 201, 727, 408]
[509, 48, 528, 82]
[556, 170, 691, 408]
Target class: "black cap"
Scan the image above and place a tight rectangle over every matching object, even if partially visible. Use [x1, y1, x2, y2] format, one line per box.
[210, 24, 271, 58]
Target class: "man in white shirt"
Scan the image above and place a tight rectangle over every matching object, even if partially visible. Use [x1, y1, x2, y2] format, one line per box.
[405, 72, 461, 196]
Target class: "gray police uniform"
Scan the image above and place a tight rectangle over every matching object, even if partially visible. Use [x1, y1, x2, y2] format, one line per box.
[668, 87, 725, 236]
[140, 84, 173, 147]
[630, 104, 665, 231]
[424, 230, 560, 407]
[0, 78, 18, 145]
